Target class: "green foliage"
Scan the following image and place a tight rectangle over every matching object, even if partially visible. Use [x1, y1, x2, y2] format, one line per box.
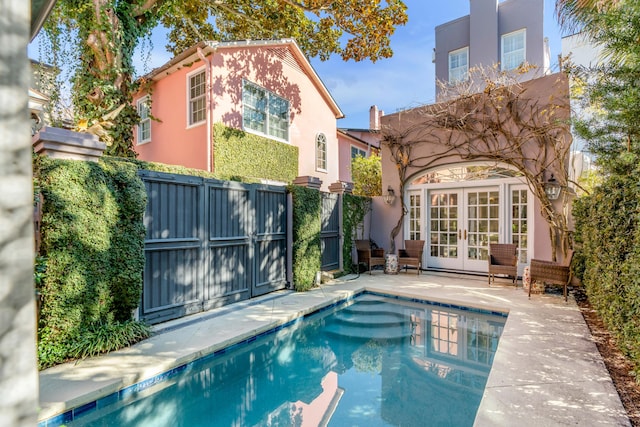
[70, 321, 151, 360]
[160, 0, 408, 62]
[106, 155, 257, 183]
[351, 154, 382, 197]
[561, 1, 640, 169]
[44, 1, 155, 157]
[573, 164, 640, 376]
[34, 155, 148, 369]
[343, 194, 371, 272]
[289, 185, 321, 291]
[214, 123, 298, 183]
[561, 0, 640, 376]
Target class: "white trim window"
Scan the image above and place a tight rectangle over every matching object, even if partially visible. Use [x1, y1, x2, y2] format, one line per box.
[242, 80, 289, 141]
[137, 96, 151, 144]
[501, 29, 526, 71]
[316, 133, 327, 172]
[351, 146, 367, 159]
[448, 47, 469, 84]
[188, 69, 206, 126]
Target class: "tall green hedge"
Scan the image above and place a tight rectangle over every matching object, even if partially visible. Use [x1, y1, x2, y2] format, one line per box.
[214, 123, 298, 183]
[290, 185, 321, 291]
[573, 165, 640, 374]
[34, 156, 149, 368]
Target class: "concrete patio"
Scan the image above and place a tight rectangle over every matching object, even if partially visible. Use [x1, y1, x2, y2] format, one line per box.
[38, 271, 630, 426]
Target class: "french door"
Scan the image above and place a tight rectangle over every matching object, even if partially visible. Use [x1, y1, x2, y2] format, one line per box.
[426, 187, 501, 271]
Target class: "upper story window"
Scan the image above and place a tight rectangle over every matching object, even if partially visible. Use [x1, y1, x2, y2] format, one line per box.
[188, 69, 206, 126]
[501, 29, 526, 71]
[137, 96, 151, 144]
[316, 133, 327, 172]
[351, 146, 367, 159]
[448, 47, 469, 84]
[242, 80, 289, 141]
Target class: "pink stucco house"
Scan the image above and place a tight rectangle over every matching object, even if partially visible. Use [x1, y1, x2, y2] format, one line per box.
[133, 39, 344, 192]
[336, 106, 383, 183]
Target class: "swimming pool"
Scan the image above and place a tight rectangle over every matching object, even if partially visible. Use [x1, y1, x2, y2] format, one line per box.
[52, 293, 507, 426]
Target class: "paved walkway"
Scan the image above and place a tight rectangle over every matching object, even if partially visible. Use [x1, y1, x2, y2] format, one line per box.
[38, 271, 630, 426]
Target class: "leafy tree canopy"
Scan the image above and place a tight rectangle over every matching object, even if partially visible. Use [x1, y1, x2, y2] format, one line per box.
[556, 0, 640, 168]
[351, 154, 381, 197]
[41, 0, 408, 157]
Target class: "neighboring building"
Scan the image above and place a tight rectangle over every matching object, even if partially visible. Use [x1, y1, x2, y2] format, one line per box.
[562, 32, 604, 182]
[29, 60, 54, 135]
[371, 0, 569, 275]
[433, 0, 550, 98]
[337, 106, 383, 184]
[132, 39, 344, 192]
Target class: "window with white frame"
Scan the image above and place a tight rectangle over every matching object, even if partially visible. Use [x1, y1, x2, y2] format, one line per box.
[351, 146, 367, 159]
[188, 69, 206, 126]
[316, 133, 327, 171]
[137, 96, 151, 144]
[501, 29, 526, 71]
[409, 192, 421, 240]
[448, 47, 469, 84]
[242, 80, 289, 141]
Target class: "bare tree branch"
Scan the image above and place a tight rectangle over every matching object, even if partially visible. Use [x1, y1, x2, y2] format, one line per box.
[382, 68, 572, 260]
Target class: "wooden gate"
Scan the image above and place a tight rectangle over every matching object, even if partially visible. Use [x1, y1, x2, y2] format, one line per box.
[320, 192, 340, 271]
[139, 171, 288, 324]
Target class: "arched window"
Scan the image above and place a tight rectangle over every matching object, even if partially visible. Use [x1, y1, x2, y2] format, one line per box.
[316, 133, 327, 171]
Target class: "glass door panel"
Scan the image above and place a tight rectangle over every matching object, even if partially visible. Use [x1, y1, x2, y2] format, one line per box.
[427, 190, 462, 270]
[464, 188, 499, 271]
[511, 187, 529, 266]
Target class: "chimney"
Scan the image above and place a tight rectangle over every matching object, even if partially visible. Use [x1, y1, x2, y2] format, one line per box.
[370, 105, 383, 130]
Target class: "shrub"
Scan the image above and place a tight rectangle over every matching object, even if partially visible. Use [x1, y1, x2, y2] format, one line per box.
[573, 164, 640, 376]
[34, 156, 149, 368]
[289, 185, 321, 291]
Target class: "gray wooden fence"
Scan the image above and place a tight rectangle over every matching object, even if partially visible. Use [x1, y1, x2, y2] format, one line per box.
[139, 171, 288, 324]
[320, 192, 340, 271]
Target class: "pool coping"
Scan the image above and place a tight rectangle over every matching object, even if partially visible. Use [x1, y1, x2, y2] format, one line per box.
[38, 272, 631, 426]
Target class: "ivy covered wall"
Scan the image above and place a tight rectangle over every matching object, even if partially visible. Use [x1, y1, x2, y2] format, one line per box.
[34, 156, 149, 368]
[214, 123, 298, 183]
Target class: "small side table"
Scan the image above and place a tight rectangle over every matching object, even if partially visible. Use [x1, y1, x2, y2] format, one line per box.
[385, 254, 399, 274]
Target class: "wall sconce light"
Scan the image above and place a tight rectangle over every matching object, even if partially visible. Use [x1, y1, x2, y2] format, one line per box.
[544, 174, 562, 200]
[383, 186, 396, 205]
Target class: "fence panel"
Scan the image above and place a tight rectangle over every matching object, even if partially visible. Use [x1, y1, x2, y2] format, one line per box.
[320, 192, 340, 271]
[139, 171, 288, 324]
[141, 173, 204, 323]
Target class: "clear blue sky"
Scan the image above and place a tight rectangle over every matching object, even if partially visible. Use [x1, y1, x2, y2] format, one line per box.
[30, 0, 565, 130]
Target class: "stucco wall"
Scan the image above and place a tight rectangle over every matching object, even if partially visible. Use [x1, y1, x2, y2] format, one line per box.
[337, 132, 377, 183]
[379, 73, 570, 261]
[134, 62, 209, 170]
[435, 0, 545, 96]
[134, 43, 340, 191]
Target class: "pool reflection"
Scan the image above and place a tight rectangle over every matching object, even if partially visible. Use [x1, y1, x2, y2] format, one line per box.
[70, 295, 506, 427]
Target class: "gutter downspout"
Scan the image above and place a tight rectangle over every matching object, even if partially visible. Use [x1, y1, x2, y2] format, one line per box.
[197, 47, 214, 172]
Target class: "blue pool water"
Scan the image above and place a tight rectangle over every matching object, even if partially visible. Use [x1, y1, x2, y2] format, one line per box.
[62, 293, 507, 427]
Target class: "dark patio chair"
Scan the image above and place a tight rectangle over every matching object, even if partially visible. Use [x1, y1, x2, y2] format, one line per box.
[529, 250, 574, 301]
[355, 240, 385, 274]
[488, 243, 518, 287]
[398, 240, 425, 274]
